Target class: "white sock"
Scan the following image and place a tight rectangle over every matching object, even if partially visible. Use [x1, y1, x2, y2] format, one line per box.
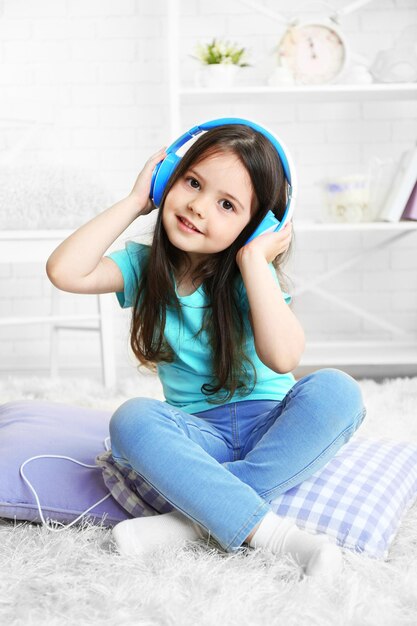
[112, 511, 207, 556]
[248, 511, 342, 577]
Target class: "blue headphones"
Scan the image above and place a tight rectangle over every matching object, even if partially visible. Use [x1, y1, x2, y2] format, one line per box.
[150, 117, 297, 242]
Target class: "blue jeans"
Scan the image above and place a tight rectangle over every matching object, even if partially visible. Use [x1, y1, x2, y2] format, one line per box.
[109, 368, 366, 553]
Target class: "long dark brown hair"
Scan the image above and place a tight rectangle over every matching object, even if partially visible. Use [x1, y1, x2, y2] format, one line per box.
[130, 124, 289, 404]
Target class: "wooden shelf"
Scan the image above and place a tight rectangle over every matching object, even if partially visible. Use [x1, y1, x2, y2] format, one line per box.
[301, 342, 417, 366]
[0, 230, 123, 263]
[294, 220, 417, 232]
[180, 83, 417, 103]
[0, 230, 74, 263]
[0, 229, 73, 239]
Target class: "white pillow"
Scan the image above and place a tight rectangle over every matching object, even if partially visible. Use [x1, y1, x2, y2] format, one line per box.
[0, 163, 114, 229]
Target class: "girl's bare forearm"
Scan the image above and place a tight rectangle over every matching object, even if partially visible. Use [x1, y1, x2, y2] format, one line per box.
[46, 194, 145, 279]
[238, 247, 305, 373]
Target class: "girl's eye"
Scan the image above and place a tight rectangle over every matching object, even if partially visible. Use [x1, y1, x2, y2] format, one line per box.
[220, 199, 234, 212]
[186, 177, 200, 189]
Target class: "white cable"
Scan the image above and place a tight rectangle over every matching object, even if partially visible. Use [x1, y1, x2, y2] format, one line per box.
[20, 438, 112, 533]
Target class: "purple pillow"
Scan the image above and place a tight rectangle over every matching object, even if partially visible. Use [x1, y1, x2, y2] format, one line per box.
[0, 400, 130, 526]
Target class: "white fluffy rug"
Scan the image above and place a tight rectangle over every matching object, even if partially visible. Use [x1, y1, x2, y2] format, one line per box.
[1, 374, 417, 626]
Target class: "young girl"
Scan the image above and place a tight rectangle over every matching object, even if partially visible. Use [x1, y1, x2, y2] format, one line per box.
[46, 122, 366, 577]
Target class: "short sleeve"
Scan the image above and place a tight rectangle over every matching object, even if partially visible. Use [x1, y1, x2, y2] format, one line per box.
[106, 241, 150, 309]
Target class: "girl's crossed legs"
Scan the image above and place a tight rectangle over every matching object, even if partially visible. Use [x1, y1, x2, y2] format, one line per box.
[109, 368, 365, 555]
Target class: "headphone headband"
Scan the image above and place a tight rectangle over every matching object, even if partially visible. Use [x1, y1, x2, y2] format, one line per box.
[150, 117, 297, 227]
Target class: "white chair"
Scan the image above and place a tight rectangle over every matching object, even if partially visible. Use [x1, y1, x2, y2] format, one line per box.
[0, 230, 117, 387]
[49, 282, 116, 388]
[0, 101, 117, 387]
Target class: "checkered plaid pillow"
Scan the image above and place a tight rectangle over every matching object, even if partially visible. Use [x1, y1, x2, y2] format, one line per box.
[270, 437, 417, 559]
[97, 436, 417, 559]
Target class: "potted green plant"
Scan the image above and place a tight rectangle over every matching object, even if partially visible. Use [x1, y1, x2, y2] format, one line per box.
[193, 38, 250, 88]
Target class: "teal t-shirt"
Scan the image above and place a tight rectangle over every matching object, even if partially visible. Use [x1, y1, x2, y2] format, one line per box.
[107, 241, 295, 414]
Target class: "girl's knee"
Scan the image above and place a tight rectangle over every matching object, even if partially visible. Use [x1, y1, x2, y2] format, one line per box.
[326, 368, 365, 429]
[309, 368, 360, 397]
[109, 397, 163, 443]
[305, 368, 366, 432]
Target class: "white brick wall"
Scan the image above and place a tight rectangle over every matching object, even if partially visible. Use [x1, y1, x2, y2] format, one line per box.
[1, 0, 417, 378]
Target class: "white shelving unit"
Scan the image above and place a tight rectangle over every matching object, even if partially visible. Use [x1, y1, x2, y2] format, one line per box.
[293, 221, 417, 367]
[167, 0, 417, 135]
[180, 84, 417, 104]
[167, 0, 417, 369]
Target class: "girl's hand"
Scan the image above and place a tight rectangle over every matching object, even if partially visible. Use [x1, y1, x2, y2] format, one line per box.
[129, 146, 167, 216]
[236, 222, 292, 267]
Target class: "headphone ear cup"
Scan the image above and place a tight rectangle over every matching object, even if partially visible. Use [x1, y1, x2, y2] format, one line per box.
[151, 153, 181, 207]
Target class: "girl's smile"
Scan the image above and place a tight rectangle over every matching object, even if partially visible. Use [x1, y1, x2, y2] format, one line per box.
[176, 214, 204, 234]
[162, 150, 255, 265]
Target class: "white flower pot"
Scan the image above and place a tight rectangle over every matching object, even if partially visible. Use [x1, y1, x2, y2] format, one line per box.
[198, 64, 239, 89]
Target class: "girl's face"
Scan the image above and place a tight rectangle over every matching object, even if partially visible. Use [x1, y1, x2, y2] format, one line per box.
[162, 150, 255, 266]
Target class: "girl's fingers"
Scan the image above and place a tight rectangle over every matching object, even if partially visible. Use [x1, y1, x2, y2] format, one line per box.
[276, 224, 292, 242]
[275, 222, 292, 253]
[150, 146, 168, 162]
[131, 148, 168, 196]
[143, 147, 168, 171]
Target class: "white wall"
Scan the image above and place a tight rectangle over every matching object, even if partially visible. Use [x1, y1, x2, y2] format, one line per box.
[0, 0, 416, 380]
